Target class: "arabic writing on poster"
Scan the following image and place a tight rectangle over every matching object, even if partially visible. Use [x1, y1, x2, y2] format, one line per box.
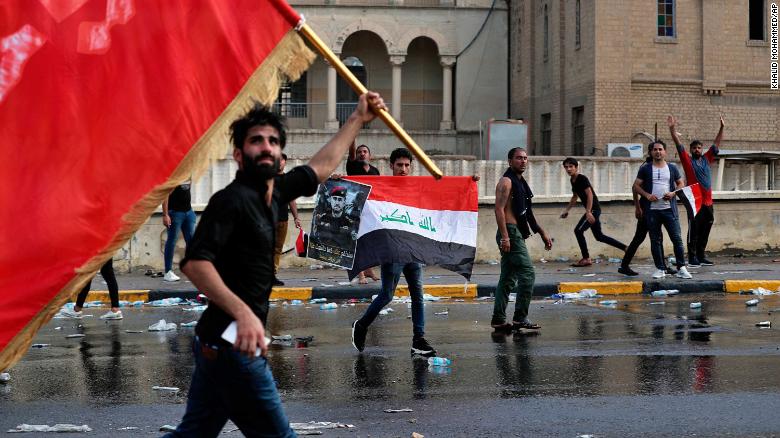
[380, 209, 437, 233]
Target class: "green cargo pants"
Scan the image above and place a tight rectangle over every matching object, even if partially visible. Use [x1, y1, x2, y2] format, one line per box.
[492, 224, 535, 325]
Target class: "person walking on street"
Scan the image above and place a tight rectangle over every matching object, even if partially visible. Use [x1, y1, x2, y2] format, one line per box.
[619, 144, 675, 276]
[632, 140, 692, 280]
[272, 153, 301, 286]
[492, 148, 552, 332]
[60, 258, 122, 320]
[668, 115, 724, 266]
[350, 148, 437, 357]
[165, 91, 386, 438]
[560, 157, 627, 267]
[162, 180, 196, 282]
[345, 141, 380, 284]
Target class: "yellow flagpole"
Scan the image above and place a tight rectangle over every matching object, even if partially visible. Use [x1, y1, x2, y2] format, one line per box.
[297, 23, 443, 179]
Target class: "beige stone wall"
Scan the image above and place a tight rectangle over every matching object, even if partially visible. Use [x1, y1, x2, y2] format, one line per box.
[511, 0, 596, 155]
[511, 0, 779, 156]
[595, 0, 779, 151]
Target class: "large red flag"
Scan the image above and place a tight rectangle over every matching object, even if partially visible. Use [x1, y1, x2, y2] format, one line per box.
[0, 0, 314, 370]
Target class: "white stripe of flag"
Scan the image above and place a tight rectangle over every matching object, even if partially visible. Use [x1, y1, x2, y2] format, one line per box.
[358, 199, 478, 247]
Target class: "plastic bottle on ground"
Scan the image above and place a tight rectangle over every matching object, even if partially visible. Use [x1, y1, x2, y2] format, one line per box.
[427, 357, 452, 366]
[319, 303, 338, 310]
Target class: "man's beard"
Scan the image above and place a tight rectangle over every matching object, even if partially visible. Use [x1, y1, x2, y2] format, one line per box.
[243, 151, 280, 184]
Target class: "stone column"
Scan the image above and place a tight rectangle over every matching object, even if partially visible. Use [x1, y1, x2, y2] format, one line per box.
[325, 64, 339, 129]
[390, 55, 406, 122]
[440, 55, 456, 131]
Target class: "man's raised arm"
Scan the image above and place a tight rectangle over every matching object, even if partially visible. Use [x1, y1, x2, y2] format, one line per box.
[713, 116, 725, 150]
[667, 115, 684, 149]
[308, 92, 386, 183]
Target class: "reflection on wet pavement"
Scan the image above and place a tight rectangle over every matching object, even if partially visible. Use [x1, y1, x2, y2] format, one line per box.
[3, 294, 780, 407]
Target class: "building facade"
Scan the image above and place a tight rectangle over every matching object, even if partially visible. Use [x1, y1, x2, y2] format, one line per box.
[510, 0, 779, 156]
[275, 0, 508, 156]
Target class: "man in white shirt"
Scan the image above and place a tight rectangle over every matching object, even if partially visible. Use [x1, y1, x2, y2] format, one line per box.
[632, 140, 692, 279]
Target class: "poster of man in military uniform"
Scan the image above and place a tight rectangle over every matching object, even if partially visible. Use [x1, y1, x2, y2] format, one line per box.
[308, 179, 372, 269]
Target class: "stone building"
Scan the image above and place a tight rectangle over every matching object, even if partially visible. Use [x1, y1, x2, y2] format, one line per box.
[276, 0, 509, 156]
[509, 0, 779, 156]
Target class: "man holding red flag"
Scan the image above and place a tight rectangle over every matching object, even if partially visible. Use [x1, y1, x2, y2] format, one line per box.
[165, 92, 385, 437]
[668, 115, 724, 267]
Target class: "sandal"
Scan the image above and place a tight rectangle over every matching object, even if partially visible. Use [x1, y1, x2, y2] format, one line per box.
[491, 322, 513, 332]
[512, 320, 541, 331]
[571, 259, 592, 267]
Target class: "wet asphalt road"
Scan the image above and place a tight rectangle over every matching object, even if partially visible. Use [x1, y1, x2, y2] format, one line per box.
[2, 294, 780, 437]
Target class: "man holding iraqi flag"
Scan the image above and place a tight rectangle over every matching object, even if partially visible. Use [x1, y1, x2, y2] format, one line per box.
[347, 149, 480, 356]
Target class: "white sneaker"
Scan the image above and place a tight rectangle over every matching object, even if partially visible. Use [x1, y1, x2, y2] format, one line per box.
[163, 271, 180, 282]
[652, 269, 666, 279]
[675, 266, 692, 279]
[60, 308, 83, 319]
[100, 310, 123, 320]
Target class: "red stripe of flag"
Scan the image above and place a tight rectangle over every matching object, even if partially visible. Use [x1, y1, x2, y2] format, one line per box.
[346, 176, 478, 212]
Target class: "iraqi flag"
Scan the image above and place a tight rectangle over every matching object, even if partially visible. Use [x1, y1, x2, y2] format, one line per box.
[677, 183, 703, 217]
[0, 0, 315, 370]
[345, 176, 478, 280]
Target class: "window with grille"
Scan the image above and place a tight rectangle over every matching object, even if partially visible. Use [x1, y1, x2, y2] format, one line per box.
[277, 72, 307, 118]
[540, 113, 552, 155]
[572, 106, 584, 156]
[657, 0, 675, 38]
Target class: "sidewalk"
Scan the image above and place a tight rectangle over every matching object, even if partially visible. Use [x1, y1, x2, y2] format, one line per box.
[82, 255, 780, 302]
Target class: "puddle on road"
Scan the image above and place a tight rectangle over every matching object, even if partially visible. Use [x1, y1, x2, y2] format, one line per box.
[3, 295, 780, 405]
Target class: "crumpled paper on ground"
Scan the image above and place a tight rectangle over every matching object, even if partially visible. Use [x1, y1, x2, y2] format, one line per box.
[8, 424, 92, 433]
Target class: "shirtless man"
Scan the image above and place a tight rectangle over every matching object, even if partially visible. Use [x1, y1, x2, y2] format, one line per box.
[492, 147, 553, 332]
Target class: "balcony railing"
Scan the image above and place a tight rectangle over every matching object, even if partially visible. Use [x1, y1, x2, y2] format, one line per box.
[191, 156, 780, 207]
[272, 102, 327, 129]
[336, 102, 389, 129]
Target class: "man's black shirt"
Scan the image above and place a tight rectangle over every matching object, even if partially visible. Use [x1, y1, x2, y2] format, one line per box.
[571, 174, 600, 211]
[183, 166, 318, 344]
[167, 182, 192, 212]
[273, 174, 290, 222]
[346, 160, 379, 176]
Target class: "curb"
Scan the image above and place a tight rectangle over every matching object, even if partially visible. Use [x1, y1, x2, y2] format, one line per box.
[558, 281, 644, 294]
[724, 280, 780, 293]
[82, 279, 779, 303]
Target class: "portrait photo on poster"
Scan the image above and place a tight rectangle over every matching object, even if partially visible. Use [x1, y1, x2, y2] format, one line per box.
[307, 179, 372, 269]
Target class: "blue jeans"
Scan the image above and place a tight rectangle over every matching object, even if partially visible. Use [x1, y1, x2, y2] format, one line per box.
[358, 263, 425, 338]
[164, 338, 296, 438]
[164, 209, 196, 272]
[647, 208, 686, 270]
